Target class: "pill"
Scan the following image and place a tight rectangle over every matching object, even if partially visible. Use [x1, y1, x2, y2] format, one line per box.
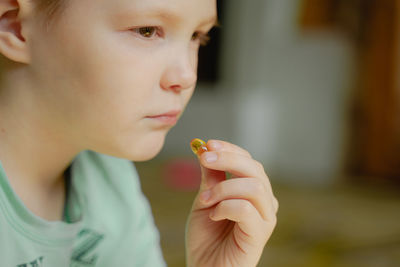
[190, 138, 208, 155]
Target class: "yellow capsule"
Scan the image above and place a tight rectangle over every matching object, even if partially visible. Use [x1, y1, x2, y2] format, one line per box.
[190, 138, 208, 155]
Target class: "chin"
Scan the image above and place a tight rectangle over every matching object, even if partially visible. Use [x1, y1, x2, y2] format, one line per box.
[132, 146, 163, 162]
[121, 132, 167, 162]
[95, 129, 169, 161]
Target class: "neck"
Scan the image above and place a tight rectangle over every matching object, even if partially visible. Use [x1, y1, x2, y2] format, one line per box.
[0, 70, 81, 221]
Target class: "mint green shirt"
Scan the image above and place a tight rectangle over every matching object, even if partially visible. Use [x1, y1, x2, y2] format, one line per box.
[0, 150, 166, 267]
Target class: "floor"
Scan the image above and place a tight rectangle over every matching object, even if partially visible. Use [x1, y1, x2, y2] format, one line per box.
[136, 159, 400, 267]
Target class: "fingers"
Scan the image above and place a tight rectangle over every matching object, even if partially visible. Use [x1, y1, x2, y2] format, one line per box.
[200, 150, 264, 179]
[197, 140, 254, 189]
[195, 139, 278, 220]
[210, 199, 275, 238]
[207, 140, 252, 159]
[272, 196, 279, 214]
[197, 150, 261, 190]
[199, 178, 278, 221]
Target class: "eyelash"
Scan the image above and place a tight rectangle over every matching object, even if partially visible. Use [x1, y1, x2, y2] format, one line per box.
[132, 26, 211, 46]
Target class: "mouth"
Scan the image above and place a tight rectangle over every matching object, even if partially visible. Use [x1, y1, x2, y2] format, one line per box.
[145, 110, 181, 126]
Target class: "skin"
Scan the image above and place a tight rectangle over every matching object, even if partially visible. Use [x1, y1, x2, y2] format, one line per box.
[186, 140, 278, 267]
[0, 0, 278, 266]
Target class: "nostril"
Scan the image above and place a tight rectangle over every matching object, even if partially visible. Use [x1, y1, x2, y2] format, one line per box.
[169, 85, 182, 93]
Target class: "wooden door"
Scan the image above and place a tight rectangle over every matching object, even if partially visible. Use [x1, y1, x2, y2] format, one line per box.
[300, 0, 400, 180]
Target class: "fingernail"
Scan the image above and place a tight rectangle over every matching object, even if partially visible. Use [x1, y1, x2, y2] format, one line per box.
[209, 140, 222, 150]
[200, 190, 211, 202]
[204, 152, 218, 163]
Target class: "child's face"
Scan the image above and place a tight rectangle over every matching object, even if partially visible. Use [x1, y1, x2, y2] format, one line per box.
[28, 0, 217, 160]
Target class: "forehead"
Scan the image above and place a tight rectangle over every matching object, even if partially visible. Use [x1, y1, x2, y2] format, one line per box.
[104, 0, 217, 25]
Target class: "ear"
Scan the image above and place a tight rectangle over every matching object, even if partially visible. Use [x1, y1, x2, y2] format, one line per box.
[0, 0, 32, 63]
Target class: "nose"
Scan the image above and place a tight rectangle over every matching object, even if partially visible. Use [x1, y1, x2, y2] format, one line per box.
[160, 48, 198, 93]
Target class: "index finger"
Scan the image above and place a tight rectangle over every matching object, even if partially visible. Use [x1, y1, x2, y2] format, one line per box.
[207, 140, 252, 158]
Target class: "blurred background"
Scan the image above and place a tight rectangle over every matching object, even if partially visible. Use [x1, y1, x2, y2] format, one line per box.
[135, 0, 400, 266]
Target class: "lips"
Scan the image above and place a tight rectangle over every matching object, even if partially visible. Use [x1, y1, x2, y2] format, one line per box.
[146, 110, 181, 126]
[146, 110, 181, 118]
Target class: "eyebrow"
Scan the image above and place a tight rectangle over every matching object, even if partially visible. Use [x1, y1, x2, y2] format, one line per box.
[198, 16, 219, 28]
[119, 6, 218, 28]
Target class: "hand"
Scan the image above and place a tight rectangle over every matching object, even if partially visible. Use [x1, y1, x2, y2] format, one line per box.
[185, 140, 278, 267]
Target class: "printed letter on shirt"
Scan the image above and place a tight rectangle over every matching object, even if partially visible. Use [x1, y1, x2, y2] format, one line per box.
[71, 228, 104, 266]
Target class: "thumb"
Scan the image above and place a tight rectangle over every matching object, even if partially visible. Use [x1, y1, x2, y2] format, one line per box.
[191, 158, 225, 211]
[198, 162, 226, 191]
[190, 138, 226, 192]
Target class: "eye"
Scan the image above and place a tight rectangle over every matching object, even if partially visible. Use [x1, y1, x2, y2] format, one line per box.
[133, 26, 159, 38]
[192, 32, 211, 46]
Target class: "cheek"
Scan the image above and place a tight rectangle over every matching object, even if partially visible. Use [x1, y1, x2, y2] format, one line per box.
[67, 34, 173, 155]
[66, 35, 166, 121]
[28, 7, 173, 160]
[191, 46, 200, 72]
